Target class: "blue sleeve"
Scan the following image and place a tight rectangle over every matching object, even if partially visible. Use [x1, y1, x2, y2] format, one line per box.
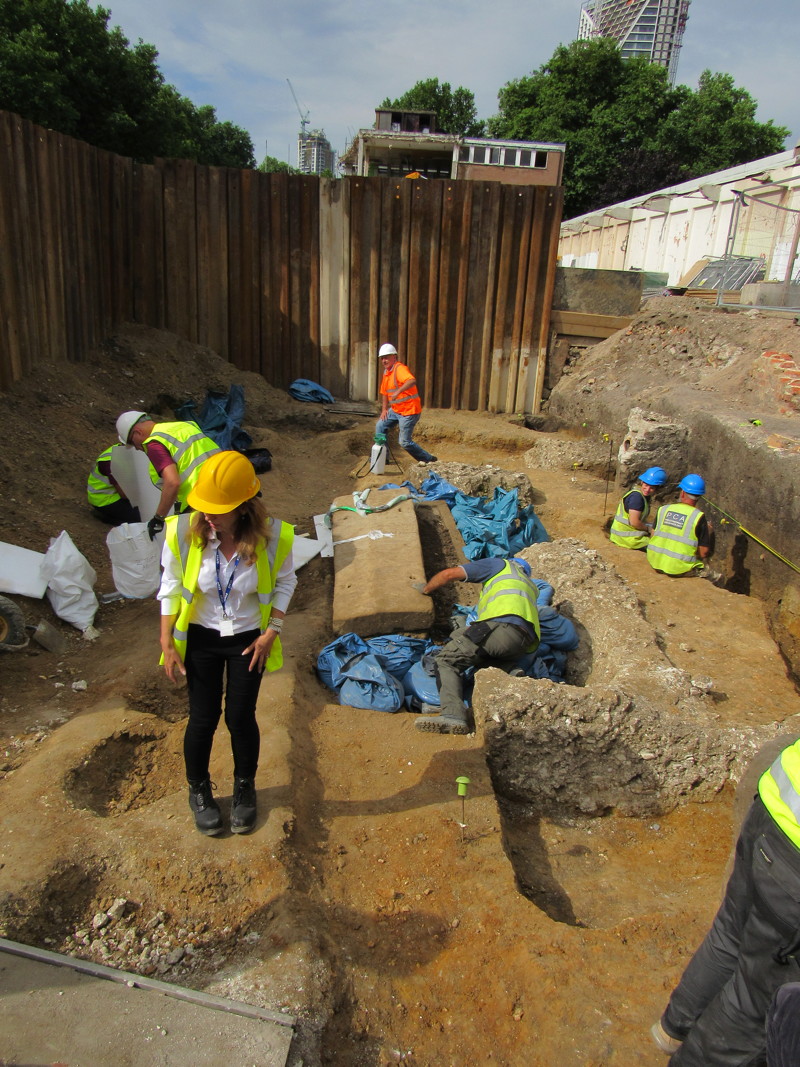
[462, 558, 506, 583]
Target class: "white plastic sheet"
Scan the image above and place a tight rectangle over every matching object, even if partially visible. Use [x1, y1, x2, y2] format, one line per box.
[42, 531, 99, 631]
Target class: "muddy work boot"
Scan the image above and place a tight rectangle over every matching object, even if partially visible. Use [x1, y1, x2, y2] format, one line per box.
[650, 1020, 683, 1055]
[230, 776, 257, 834]
[188, 779, 223, 836]
[415, 713, 471, 735]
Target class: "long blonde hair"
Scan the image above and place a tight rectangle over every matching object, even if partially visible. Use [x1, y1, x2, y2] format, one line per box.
[189, 497, 271, 564]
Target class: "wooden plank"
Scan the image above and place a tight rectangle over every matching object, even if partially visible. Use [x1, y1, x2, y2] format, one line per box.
[550, 309, 633, 332]
[318, 175, 349, 395]
[505, 188, 533, 413]
[238, 167, 258, 372]
[0, 112, 23, 386]
[450, 181, 473, 410]
[301, 175, 320, 381]
[258, 171, 274, 379]
[516, 185, 548, 414]
[476, 183, 502, 412]
[487, 187, 519, 412]
[532, 187, 564, 414]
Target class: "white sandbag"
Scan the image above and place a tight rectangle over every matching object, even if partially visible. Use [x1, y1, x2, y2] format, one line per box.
[42, 531, 99, 631]
[106, 522, 162, 599]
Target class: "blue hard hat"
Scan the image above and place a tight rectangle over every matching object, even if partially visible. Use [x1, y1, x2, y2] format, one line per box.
[512, 557, 532, 577]
[639, 466, 667, 487]
[679, 473, 706, 497]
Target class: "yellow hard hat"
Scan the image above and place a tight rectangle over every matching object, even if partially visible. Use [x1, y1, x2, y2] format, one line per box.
[187, 451, 260, 513]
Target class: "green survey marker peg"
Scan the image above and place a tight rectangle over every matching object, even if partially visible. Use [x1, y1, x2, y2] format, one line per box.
[455, 776, 471, 837]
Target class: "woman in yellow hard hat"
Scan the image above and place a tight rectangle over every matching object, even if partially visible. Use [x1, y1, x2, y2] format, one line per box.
[157, 451, 296, 836]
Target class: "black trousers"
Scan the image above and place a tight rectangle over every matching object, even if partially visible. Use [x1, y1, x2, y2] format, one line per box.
[183, 624, 263, 782]
[662, 796, 800, 1066]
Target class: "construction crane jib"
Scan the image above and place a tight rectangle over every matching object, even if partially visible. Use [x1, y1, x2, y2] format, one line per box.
[286, 79, 310, 141]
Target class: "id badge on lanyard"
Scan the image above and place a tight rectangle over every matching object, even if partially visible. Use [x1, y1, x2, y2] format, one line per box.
[215, 549, 240, 637]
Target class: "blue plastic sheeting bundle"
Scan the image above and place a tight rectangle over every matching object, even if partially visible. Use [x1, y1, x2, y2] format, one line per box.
[317, 633, 438, 713]
[380, 471, 549, 558]
[175, 385, 252, 452]
[289, 378, 335, 404]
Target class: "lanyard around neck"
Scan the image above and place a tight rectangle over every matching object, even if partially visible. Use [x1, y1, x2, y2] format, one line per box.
[215, 548, 240, 618]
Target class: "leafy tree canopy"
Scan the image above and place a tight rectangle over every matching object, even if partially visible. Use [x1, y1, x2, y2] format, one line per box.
[489, 39, 789, 217]
[381, 77, 485, 137]
[0, 0, 255, 166]
[258, 155, 299, 174]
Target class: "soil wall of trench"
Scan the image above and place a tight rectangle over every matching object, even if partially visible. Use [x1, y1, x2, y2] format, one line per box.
[545, 298, 800, 679]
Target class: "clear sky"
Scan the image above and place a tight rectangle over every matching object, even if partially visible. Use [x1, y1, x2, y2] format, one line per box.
[102, 0, 798, 168]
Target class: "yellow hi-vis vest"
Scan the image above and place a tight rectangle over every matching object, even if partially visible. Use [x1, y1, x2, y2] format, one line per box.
[87, 446, 122, 507]
[144, 422, 221, 506]
[646, 502, 703, 575]
[163, 514, 294, 670]
[609, 489, 650, 549]
[476, 560, 541, 652]
[759, 740, 800, 849]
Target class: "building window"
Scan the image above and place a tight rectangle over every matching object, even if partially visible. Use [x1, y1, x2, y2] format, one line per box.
[519, 149, 531, 167]
[459, 146, 470, 162]
[490, 147, 501, 164]
[503, 148, 517, 166]
[533, 150, 548, 168]
[472, 145, 486, 164]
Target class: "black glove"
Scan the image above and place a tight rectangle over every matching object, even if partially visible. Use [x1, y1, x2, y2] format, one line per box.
[147, 515, 165, 541]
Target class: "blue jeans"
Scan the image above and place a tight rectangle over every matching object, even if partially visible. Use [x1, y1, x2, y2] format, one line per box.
[375, 410, 436, 463]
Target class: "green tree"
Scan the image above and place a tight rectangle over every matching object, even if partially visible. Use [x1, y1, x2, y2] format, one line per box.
[258, 155, 299, 174]
[381, 77, 485, 136]
[0, 0, 254, 166]
[490, 40, 789, 217]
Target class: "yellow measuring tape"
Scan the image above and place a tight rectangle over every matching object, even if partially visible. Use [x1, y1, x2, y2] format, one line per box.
[705, 498, 800, 575]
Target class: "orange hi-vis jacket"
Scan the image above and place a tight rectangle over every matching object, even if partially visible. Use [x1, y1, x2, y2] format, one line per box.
[380, 362, 422, 416]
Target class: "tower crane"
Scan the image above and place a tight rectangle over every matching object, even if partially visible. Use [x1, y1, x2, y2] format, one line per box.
[286, 79, 310, 140]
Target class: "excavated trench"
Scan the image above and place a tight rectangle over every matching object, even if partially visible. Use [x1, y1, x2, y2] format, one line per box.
[2, 429, 797, 1065]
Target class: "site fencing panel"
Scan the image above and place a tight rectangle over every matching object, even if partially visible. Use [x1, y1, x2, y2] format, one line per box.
[0, 111, 563, 410]
[703, 189, 800, 308]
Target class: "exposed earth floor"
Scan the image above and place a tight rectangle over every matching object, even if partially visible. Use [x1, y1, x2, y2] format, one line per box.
[1, 319, 799, 1065]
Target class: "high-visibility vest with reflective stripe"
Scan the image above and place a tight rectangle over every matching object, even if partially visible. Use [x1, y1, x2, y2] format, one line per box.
[609, 489, 650, 549]
[144, 422, 221, 506]
[162, 513, 294, 671]
[382, 363, 422, 416]
[759, 740, 800, 849]
[476, 561, 541, 652]
[646, 502, 703, 575]
[87, 446, 122, 507]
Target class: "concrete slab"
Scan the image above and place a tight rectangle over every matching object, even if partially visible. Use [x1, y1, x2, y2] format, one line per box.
[330, 494, 433, 636]
[0, 939, 294, 1066]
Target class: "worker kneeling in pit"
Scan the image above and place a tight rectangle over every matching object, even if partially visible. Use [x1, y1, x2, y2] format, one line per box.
[608, 466, 667, 549]
[416, 557, 540, 735]
[647, 473, 723, 584]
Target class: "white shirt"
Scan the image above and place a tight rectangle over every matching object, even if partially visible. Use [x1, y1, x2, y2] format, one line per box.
[158, 522, 297, 635]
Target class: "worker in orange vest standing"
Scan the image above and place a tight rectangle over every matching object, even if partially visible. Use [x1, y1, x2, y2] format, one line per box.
[375, 343, 438, 464]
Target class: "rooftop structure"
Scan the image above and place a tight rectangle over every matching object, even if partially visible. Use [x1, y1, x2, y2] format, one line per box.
[577, 0, 691, 84]
[340, 109, 564, 186]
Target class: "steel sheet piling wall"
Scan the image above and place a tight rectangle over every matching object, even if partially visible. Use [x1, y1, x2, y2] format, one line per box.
[0, 111, 562, 409]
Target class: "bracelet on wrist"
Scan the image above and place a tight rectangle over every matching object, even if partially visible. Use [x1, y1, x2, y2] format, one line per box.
[267, 618, 283, 633]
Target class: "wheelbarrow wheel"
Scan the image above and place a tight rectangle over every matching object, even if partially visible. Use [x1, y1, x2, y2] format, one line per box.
[0, 595, 27, 649]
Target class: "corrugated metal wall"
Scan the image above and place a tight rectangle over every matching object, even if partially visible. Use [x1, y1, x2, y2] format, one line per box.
[0, 111, 563, 410]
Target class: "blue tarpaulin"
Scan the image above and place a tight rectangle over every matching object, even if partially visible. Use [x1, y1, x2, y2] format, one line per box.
[175, 385, 252, 452]
[289, 379, 335, 404]
[380, 471, 549, 557]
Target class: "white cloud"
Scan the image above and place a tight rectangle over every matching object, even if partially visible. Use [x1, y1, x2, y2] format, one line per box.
[104, 0, 797, 166]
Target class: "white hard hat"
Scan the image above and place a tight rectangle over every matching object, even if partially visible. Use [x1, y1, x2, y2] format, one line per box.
[378, 343, 397, 358]
[116, 410, 148, 445]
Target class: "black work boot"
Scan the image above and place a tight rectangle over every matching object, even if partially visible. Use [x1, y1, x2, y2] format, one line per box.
[188, 779, 223, 836]
[230, 776, 257, 834]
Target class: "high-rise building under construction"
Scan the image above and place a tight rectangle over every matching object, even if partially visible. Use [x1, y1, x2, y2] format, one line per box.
[578, 0, 691, 84]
